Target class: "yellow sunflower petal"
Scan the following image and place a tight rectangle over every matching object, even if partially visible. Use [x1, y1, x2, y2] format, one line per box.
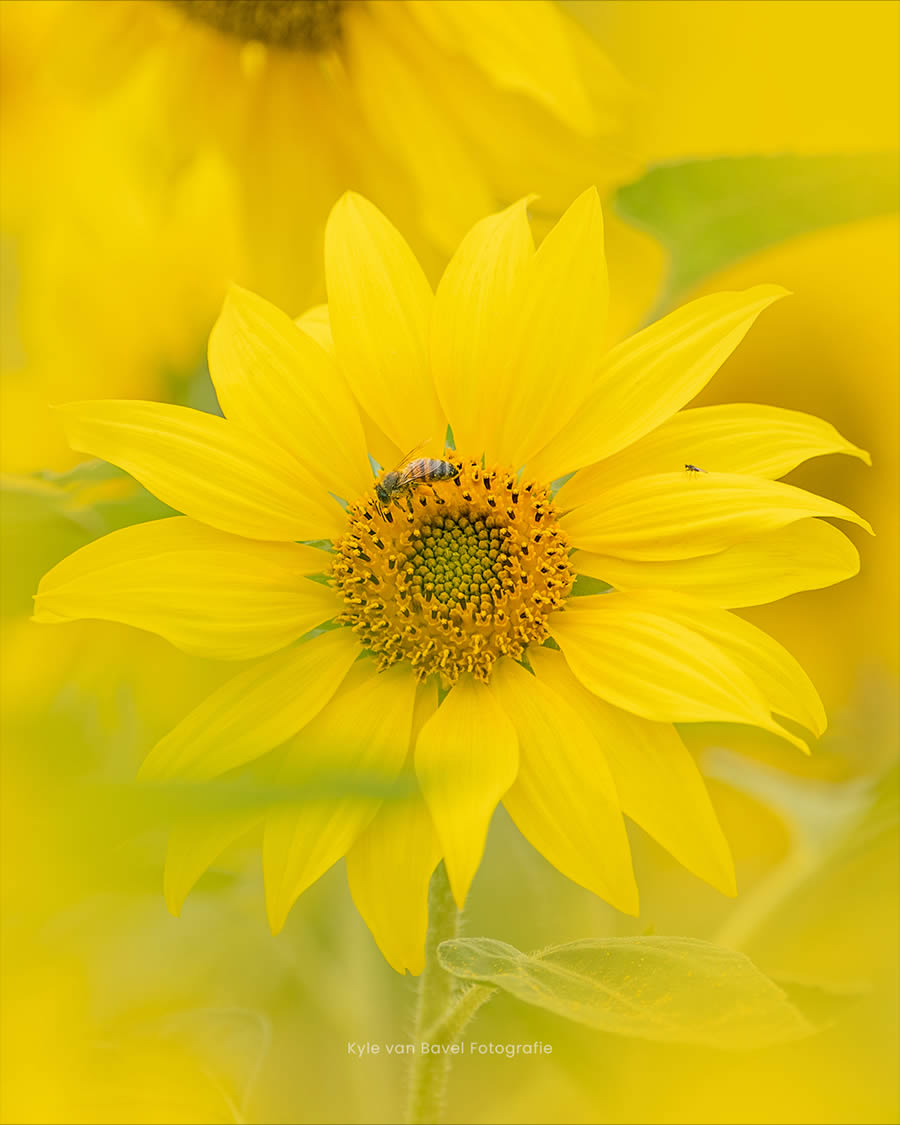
[641, 593, 826, 737]
[56, 400, 344, 541]
[415, 674, 518, 908]
[295, 308, 403, 479]
[345, 681, 442, 975]
[528, 647, 735, 897]
[164, 807, 264, 917]
[494, 186, 609, 468]
[561, 471, 872, 560]
[138, 628, 361, 782]
[324, 192, 445, 454]
[573, 519, 860, 607]
[345, 788, 441, 975]
[342, 675, 441, 976]
[406, 1, 596, 134]
[33, 517, 338, 660]
[550, 594, 808, 752]
[431, 198, 534, 458]
[491, 658, 638, 914]
[295, 304, 334, 352]
[263, 662, 418, 935]
[297, 298, 399, 471]
[298, 290, 402, 476]
[527, 286, 787, 482]
[209, 285, 371, 503]
[560, 403, 870, 506]
[299, 296, 400, 473]
[346, 4, 495, 255]
[359, 410, 403, 478]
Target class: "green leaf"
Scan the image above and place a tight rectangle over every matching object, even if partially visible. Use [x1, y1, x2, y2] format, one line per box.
[34, 459, 177, 531]
[1, 477, 96, 617]
[438, 935, 814, 1048]
[570, 573, 613, 597]
[615, 153, 900, 314]
[1, 462, 175, 617]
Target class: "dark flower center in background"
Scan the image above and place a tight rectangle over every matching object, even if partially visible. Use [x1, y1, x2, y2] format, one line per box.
[168, 0, 347, 51]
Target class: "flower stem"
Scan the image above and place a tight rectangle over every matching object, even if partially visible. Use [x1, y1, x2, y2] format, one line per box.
[406, 862, 489, 1125]
[427, 983, 495, 1049]
[414, 862, 460, 1042]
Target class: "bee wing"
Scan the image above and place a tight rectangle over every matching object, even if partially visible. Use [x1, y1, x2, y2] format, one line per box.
[385, 438, 431, 476]
[397, 459, 436, 486]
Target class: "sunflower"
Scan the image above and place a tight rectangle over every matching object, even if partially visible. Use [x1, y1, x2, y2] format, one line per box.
[2, 0, 639, 472]
[35, 189, 871, 973]
[44, 0, 636, 278]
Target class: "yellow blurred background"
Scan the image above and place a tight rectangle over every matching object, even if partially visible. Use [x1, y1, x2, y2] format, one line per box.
[2, 2, 897, 1122]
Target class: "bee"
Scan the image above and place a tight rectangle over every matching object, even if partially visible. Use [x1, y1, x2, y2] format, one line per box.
[684, 463, 708, 474]
[374, 444, 459, 521]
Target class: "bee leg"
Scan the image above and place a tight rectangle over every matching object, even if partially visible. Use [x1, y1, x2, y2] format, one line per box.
[406, 494, 415, 517]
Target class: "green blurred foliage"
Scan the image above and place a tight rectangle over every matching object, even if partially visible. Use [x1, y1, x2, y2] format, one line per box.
[2, 462, 174, 618]
[615, 152, 900, 315]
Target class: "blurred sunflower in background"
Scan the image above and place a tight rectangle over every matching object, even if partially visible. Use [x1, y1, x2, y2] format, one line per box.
[35, 189, 870, 973]
[0, 0, 638, 473]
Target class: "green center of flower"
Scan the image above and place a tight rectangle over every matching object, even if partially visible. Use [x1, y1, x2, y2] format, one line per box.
[332, 458, 575, 686]
[406, 516, 505, 610]
[168, 0, 347, 50]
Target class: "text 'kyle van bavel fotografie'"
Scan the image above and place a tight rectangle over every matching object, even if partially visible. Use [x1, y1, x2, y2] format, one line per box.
[347, 1041, 554, 1058]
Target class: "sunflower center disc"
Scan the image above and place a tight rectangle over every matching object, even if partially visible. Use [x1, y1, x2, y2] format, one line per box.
[168, 0, 346, 50]
[332, 458, 575, 686]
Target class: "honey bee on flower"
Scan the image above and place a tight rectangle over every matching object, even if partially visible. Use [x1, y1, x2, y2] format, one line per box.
[373, 446, 460, 522]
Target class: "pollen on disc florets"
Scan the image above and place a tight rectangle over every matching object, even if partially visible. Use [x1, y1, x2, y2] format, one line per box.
[168, 0, 347, 51]
[332, 458, 575, 687]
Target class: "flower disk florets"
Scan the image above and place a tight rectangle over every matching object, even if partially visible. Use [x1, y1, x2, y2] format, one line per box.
[168, 0, 346, 51]
[332, 458, 575, 686]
